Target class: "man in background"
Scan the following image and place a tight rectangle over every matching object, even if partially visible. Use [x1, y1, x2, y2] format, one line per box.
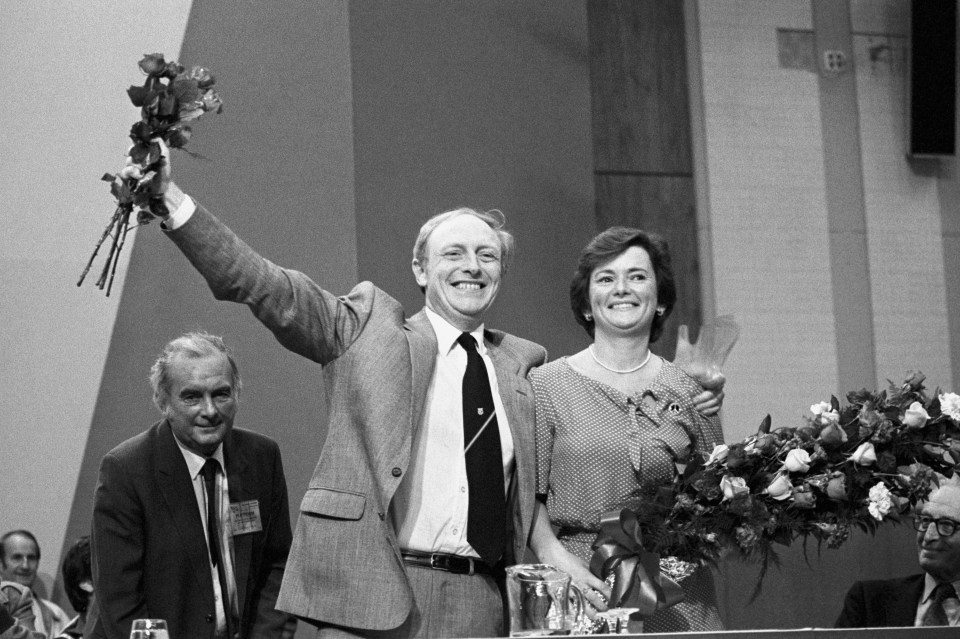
[90, 332, 296, 639]
[836, 477, 960, 627]
[0, 532, 68, 638]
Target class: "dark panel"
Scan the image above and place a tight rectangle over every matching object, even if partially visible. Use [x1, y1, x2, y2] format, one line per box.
[909, 0, 957, 157]
[588, 0, 693, 174]
[595, 174, 701, 360]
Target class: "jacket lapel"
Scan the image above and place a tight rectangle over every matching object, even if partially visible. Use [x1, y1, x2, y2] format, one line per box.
[155, 422, 216, 603]
[404, 310, 438, 437]
[485, 333, 534, 561]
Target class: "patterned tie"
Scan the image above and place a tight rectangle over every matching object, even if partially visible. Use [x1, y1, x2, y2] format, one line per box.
[457, 332, 506, 566]
[201, 458, 234, 638]
[922, 582, 956, 626]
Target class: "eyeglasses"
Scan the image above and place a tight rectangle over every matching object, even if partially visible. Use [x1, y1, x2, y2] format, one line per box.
[914, 516, 960, 537]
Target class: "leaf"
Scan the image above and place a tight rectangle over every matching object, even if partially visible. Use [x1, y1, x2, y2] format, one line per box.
[758, 414, 772, 434]
[127, 85, 149, 107]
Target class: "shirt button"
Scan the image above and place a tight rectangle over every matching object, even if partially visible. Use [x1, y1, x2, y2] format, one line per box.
[391, 467, 402, 477]
[452, 528, 458, 535]
[460, 486, 466, 493]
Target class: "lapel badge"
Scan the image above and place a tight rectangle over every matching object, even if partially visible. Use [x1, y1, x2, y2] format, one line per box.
[478, 408, 484, 416]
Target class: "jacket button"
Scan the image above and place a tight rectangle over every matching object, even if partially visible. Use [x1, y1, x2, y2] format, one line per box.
[378, 511, 385, 520]
[392, 467, 402, 477]
[206, 614, 214, 623]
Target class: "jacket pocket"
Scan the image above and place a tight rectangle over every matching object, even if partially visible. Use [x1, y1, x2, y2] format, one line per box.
[300, 487, 366, 520]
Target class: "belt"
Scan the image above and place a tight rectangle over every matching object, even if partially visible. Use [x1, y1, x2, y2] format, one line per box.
[400, 550, 499, 576]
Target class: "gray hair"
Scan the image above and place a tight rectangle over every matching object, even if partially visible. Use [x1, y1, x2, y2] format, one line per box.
[411, 207, 515, 291]
[149, 331, 241, 411]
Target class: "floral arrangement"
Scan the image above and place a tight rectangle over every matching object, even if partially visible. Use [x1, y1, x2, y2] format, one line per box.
[77, 53, 222, 296]
[628, 372, 960, 599]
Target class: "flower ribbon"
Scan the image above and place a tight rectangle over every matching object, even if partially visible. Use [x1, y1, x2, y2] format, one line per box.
[589, 509, 685, 617]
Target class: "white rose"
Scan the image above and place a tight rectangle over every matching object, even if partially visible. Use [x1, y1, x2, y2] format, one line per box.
[720, 475, 749, 501]
[764, 474, 793, 500]
[851, 441, 877, 466]
[784, 448, 812, 473]
[903, 401, 930, 429]
[706, 444, 730, 466]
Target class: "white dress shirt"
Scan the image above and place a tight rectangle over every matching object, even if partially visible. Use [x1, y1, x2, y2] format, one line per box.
[174, 439, 239, 635]
[391, 307, 514, 557]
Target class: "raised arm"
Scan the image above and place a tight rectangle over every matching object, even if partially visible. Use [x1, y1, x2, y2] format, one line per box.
[125, 141, 378, 366]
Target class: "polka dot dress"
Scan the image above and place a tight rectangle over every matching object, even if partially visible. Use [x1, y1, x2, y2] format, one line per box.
[532, 357, 725, 633]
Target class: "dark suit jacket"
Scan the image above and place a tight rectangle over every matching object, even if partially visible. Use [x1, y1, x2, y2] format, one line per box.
[834, 574, 925, 628]
[167, 205, 548, 631]
[90, 422, 296, 639]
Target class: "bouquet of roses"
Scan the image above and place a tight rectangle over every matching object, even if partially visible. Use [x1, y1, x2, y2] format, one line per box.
[626, 372, 960, 599]
[77, 53, 222, 296]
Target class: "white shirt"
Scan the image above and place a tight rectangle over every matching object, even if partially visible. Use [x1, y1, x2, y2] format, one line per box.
[391, 307, 515, 557]
[915, 573, 960, 626]
[174, 439, 239, 635]
[166, 196, 517, 558]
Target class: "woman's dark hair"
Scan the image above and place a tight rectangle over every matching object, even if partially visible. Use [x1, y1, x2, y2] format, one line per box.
[569, 227, 677, 342]
[61, 536, 91, 613]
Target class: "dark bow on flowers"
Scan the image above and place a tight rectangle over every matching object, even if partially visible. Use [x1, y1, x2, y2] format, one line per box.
[590, 509, 685, 617]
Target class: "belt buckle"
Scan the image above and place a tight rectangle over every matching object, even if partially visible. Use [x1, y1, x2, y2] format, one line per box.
[430, 553, 474, 575]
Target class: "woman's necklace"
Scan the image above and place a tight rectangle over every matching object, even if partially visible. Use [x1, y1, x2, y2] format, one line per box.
[588, 345, 652, 374]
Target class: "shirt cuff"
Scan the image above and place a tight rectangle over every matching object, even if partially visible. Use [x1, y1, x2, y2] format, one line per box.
[164, 194, 197, 230]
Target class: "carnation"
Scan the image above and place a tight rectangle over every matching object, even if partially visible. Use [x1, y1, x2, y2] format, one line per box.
[940, 393, 960, 423]
[867, 482, 894, 521]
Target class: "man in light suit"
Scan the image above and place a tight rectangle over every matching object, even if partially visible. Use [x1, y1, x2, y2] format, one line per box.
[90, 332, 297, 639]
[835, 478, 960, 628]
[128, 138, 548, 638]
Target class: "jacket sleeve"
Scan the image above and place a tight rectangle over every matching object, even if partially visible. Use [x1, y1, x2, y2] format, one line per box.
[246, 443, 297, 639]
[90, 453, 149, 639]
[166, 203, 376, 366]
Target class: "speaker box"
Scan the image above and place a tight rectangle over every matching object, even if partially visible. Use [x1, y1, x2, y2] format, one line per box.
[909, 0, 957, 157]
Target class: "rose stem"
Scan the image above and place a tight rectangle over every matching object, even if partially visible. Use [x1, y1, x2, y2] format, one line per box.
[77, 206, 124, 286]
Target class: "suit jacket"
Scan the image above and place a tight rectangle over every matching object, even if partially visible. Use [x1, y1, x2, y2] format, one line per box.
[167, 205, 548, 630]
[834, 574, 926, 628]
[89, 422, 296, 639]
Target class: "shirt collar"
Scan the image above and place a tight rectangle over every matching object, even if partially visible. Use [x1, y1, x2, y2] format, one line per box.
[922, 572, 960, 602]
[172, 434, 226, 480]
[423, 307, 486, 356]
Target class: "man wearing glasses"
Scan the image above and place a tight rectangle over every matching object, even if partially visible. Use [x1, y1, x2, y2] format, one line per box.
[835, 478, 960, 627]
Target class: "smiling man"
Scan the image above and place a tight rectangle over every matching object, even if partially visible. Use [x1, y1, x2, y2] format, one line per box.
[836, 477, 960, 628]
[0, 531, 69, 638]
[89, 332, 296, 639]
[127, 138, 548, 638]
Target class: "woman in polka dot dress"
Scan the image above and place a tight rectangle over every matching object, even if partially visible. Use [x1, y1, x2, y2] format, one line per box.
[529, 227, 725, 633]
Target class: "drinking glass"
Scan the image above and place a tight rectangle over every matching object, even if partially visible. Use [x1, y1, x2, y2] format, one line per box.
[129, 619, 169, 639]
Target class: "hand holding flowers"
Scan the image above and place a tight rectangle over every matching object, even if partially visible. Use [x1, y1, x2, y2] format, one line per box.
[77, 53, 222, 296]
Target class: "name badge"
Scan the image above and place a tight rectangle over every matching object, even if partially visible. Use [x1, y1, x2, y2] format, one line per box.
[229, 500, 263, 535]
